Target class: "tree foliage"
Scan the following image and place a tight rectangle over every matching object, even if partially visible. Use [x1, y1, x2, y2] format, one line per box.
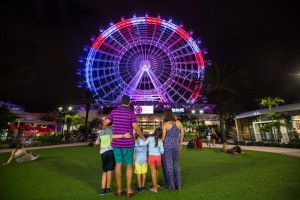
[0, 105, 18, 132]
[204, 63, 250, 142]
[260, 97, 286, 143]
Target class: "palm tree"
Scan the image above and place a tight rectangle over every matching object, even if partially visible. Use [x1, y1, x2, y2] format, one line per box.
[79, 89, 94, 141]
[204, 63, 249, 142]
[64, 115, 73, 134]
[260, 97, 285, 143]
[260, 97, 284, 111]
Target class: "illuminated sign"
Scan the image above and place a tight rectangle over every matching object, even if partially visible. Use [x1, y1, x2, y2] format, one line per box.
[172, 108, 185, 113]
[134, 106, 154, 114]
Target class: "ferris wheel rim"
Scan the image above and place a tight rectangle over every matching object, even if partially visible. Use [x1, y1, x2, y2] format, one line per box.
[81, 15, 206, 104]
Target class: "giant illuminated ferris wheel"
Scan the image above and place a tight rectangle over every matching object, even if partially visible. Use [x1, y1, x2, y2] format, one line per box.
[78, 14, 208, 104]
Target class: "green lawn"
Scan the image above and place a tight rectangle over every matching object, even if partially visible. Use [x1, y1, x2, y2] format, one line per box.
[1, 146, 300, 200]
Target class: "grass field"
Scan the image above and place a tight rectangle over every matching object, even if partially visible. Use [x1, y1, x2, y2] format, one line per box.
[1, 146, 300, 200]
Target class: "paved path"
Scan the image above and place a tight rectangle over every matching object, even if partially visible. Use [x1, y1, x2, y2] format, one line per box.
[0, 142, 88, 153]
[182, 142, 300, 157]
[1, 142, 300, 158]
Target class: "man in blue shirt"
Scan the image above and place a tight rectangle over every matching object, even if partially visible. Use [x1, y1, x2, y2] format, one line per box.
[204, 127, 212, 146]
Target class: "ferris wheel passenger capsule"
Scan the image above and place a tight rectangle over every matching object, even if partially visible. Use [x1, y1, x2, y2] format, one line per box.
[90, 36, 96, 42]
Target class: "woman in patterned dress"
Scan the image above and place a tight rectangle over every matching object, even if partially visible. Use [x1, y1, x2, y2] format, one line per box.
[161, 109, 184, 191]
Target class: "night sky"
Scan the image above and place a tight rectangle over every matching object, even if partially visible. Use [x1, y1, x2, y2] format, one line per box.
[0, 0, 299, 112]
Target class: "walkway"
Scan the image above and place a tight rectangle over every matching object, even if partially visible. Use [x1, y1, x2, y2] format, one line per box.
[1, 142, 300, 157]
[0, 142, 87, 153]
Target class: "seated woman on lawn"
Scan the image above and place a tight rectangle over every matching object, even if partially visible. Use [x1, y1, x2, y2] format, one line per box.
[226, 145, 242, 154]
[2, 143, 39, 165]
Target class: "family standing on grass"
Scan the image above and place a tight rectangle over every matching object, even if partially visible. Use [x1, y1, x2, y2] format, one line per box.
[95, 95, 184, 198]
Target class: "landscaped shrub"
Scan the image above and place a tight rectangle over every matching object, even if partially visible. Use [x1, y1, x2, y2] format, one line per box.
[38, 135, 63, 145]
[246, 142, 254, 146]
[0, 143, 9, 149]
[255, 142, 264, 146]
[9, 141, 18, 148]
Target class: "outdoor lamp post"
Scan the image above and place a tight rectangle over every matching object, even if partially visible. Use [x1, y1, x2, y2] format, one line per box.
[192, 109, 204, 148]
[198, 109, 204, 138]
[57, 106, 73, 135]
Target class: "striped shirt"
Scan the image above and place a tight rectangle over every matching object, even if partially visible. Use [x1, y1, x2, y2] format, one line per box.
[107, 106, 137, 148]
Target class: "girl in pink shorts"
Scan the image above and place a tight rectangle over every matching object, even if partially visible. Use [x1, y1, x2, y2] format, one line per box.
[137, 128, 164, 193]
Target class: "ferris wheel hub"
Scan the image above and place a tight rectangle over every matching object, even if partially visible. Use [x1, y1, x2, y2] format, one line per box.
[140, 60, 151, 71]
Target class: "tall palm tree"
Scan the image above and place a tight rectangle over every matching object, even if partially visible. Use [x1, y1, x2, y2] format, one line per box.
[80, 89, 94, 141]
[204, 63, 249, 142]
[260, 97, 284, 111]
[260, 97, 285, 143]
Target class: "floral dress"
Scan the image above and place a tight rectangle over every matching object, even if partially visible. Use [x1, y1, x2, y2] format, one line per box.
[162, 123, 181, 190]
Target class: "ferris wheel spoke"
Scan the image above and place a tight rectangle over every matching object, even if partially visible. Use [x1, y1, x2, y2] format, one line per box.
[109, 35, 129, 52]
[94, 50, 122, 60]
[116, 29, 134, 49]
[100, 80, 124, 100]
[132, 24, 145, 58]
[168, 43, 190, 56]
[146, 24, 159, 58]
[167, 37, 184, 51]
[167, 83, 189, 102]
[114, 68, 145, 102]
[146, 69, 174, 102]
[101, 42, 123, 56]
[171, 52, 196, 60]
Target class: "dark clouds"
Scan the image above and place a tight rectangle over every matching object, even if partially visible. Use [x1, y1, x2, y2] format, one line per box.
[0, 0, 299, 112]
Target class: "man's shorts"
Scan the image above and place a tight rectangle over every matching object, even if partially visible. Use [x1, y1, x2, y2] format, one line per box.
[113, 148, 134, 165]
[206, 136, 211, 141]
[134, 162, 148, 174]
[101, 150, 116, 172]
[148, 155, 162, 167]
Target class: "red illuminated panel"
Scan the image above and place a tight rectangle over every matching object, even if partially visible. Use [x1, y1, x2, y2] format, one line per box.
[176, 27, 190, 40]
[191, 84, 202, 99]
[195, 51, 205, 67]
[146, 17, 163, 25]
[91, 35, 105, 50]
[115, 19, 132, 30]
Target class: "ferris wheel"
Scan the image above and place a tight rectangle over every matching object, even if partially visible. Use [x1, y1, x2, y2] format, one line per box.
[78, 14, 208, 104]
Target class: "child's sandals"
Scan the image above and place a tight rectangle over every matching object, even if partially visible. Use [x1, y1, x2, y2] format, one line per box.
[149, 188, 158, 193]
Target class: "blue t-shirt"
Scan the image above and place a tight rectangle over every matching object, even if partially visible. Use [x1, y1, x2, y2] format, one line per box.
[139, 137, 164, 156]
[134, 138, 148, 164]
[205, 129, 211, 136]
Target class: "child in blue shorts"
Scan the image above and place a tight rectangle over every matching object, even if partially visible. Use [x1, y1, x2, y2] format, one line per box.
[134, 133, 148, 193]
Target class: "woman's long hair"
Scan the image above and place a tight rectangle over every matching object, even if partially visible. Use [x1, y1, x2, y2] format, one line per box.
[163, 109, 176, 123]
[154, 128, 162, 147]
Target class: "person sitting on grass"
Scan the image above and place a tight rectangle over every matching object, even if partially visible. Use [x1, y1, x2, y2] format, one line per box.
[2, 143, 39, 165]
[95, 124, 131, 195]
[136, 128, 164, 193]
[226, 145, 242, 154]
[133, 133, 148, 193]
